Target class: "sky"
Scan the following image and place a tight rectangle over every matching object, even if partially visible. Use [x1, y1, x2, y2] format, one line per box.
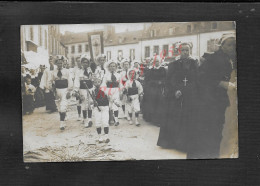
[59, 23, 145, 34]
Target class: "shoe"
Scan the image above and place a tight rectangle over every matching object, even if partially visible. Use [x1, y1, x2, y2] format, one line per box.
[60, 121, 65, 130]
[98, 137, 103, 143]
[127, 116, 130, 121]
[88, 121, 93, 127]
[115, 122, 120, 126]
[135, 119, 140, 126]
[84, 121, 90, 128]
[77, 115, 81, 121]
[105, 138, 110, 143]
[129, 120, 133, 125]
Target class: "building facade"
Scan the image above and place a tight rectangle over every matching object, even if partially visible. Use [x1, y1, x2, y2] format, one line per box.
[21, 25, 66, 66]
[60, 21, 236, 65]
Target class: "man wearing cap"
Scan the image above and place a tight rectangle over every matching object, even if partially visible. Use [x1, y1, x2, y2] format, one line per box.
[39, 55, 57, 113]
[48, 56, 73, 130]
[74, 55, 94, 128]
[187, 33, 237, 159]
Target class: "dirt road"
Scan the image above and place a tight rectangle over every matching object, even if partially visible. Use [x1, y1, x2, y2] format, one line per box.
[23, 102, 186, 162]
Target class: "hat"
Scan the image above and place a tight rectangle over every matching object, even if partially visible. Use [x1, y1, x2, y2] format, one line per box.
[97, 54, 106, 60]
[104, 59, 117, 72]
[120, 58, 130, 69]
[55, 55, 65, 64]
[80, 54, 91, 63]
[179, 42, 193, 49]
[218, 33, 236, 46]
[127, 68, 138, 80]
[131, 60, 141, 68]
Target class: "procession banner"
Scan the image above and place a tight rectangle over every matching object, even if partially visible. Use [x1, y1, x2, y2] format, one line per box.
[88, 31, 104, 63]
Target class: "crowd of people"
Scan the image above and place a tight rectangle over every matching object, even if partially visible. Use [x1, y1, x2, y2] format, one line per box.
[22, 33, 237, 159]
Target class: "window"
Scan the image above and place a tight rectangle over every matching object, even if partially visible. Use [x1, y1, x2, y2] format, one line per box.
[163, 45, 169, 57]
[193, 24, 198, 31]
[52, 38, 55, 54]
[71, 45, 75, 54]
[38, 26, 42, 46]
[150, 30, 156, 37]
[78, 44, 82, 53]
[187, 25, 191, 33]
[169, 27, 174, 35]
[118, 50, 123, 61]
[85, 44, 89, 52]
[71, 57, 75, 65]
[153, 45, 159, 55]
[211, 22, 218, 30]
[44, 30, 47, 49]
[107, 51, 111, 60]
[30, 26, 33, 41]
[145, 46, 150, 58]
[130, 49, 135, 61]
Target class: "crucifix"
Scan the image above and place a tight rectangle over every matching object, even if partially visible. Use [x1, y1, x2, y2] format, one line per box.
[93, 39, 100, 57]
[183, 76, 188, 86]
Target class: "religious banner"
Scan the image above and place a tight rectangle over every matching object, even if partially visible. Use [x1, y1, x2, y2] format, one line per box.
[88, 31, 104, 63]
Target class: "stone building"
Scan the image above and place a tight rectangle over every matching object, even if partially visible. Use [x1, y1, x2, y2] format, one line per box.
[60, 21, 236, 65]
[21, 25, 66, 67]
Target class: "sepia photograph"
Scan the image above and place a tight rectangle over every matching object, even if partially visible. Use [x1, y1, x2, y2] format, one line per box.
[21, 21, 238, 162]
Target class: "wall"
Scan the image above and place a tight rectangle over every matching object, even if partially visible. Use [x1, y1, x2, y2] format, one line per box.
[104, 43, 140, 61]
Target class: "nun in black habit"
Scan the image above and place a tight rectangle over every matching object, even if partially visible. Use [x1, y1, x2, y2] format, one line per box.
[187, 33, 237, 159]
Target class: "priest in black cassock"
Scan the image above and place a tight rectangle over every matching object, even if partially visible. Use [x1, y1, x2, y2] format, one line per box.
[157, 42, 199, 153]
[187, 33, 236, 159]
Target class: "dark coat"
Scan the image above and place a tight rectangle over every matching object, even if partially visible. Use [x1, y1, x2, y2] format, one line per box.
[157, 56, 199, 152]
[142, 66, 166, 125]
[187, 50, 234, 159]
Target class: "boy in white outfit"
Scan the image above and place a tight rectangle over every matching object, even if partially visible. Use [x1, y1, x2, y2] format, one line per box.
[92, 76, 110, 143]
[74, 55, 94, 128]
[102, 59, 122, 126]
[48, 56, 73, 130]
[123, 69, 143, 126]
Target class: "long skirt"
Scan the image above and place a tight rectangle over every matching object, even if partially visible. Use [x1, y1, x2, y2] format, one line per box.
[45, 91, 57, 111]
[34, 87, 45, 108]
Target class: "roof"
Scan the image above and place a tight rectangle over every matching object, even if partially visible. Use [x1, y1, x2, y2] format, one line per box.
[104, 30, 143, 46]
[61, 32, 89, 45]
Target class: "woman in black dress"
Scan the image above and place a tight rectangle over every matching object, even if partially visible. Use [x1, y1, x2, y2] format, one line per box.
[187, 33, 236, 159]
[157, 42, 199, 152]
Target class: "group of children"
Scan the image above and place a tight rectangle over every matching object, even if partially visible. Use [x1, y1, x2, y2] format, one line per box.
[25, 54, 144, 143]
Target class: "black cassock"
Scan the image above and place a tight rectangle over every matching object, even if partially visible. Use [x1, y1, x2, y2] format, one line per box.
[187, 50, 234, 159]
[143, 66, 166, 125]
[157, 57, 199, 152]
